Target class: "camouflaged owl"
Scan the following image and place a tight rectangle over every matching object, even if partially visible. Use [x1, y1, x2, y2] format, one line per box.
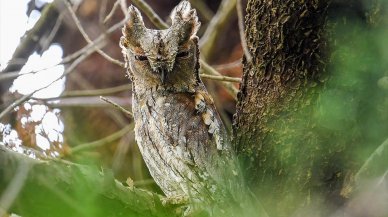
[120, 1, 233, 202]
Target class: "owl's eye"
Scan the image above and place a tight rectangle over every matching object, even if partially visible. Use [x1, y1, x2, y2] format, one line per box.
[176, 51, 189, 58]
[135, 55, 148, 61]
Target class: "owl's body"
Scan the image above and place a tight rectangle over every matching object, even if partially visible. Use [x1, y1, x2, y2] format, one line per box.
[120, 1, 232, 201]
[132, 83, 227, 197]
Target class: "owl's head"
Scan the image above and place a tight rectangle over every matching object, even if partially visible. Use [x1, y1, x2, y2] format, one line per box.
[120, 1, 200, 88]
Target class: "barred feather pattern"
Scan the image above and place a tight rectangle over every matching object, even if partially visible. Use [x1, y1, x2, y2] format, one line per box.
[121, 1, 234, 202]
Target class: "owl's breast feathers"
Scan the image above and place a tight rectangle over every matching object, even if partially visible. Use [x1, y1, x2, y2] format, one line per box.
[132, 85, 230, 197]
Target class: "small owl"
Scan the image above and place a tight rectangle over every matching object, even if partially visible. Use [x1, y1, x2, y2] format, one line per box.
[120, 1, 233, 202]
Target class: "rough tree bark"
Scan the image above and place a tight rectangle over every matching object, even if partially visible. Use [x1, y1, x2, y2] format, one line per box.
[233, 0, 386, 216]
[1, 0, 387, 216]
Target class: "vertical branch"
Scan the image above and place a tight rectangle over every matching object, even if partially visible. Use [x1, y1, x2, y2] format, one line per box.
[131, 0, 168, 29]
[199, 0, 237, 61]
[236, 0, 252, 62]
[0, 2, 60, 103]
[64, 0, 124, 67]
[0, 161, 31, 216]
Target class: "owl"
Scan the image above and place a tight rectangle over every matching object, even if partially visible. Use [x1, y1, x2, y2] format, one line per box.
[120, 1, 235, 204]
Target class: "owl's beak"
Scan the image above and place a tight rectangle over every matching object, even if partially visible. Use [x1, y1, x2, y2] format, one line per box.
[160, 69, 166, 84]
[156, 66, 167, 84]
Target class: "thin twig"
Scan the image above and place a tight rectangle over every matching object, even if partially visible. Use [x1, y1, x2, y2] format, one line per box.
[32, 84, 131, 101]
[0, 2, 60, 94]
[65, 0, 125, 68]
[236, 0, 252, 62]
[104, 0, 121, 23]
[0, 41, 97, 120]
[0, 18, 126, 83]
[61, 18, 126, 64]
[189, 0, 214, 22]
[100, 96, 133, 117]
[200, 74, 241, 83]
[34, 97, 130, 108]
[119, 0, 128, 18]
[99, 0, 108, 25]
[213, 59, 242, 70]
[0, 70, 28, 82]
[0, 161, 31, 216]
[41, 12, 64, 52]
[199, 0, 237, 60]
[355, 138, 388, 185]
[131, 0, 168, 29]
[200, 60, 239, 99]
[0, 93, 33, 120]
[70, 125, 133, 154]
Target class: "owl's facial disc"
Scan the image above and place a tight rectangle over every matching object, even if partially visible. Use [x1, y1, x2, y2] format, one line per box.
[120, 1, 200, 86]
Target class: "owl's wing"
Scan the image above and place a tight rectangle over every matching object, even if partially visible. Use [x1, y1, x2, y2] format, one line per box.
[165, 88, 230, 173]
[140, 90, 231, 196]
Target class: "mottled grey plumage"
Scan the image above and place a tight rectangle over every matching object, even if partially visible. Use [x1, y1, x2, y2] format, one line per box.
[120, 1, 233, 201]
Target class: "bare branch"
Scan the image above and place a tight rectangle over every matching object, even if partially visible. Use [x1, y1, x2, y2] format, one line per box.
[104, 0, 121, 24]
[0, 156, 31, 216]
[200, 60, 239, 99]
[0, 93, 33, 121]
[0, 18, 125, 84]
[189, 0, 214, 22]
[65, 0, 125, 68]
[200, 74, 241, 83]
[119, 0, 128, 18]
[69, 125, 133, 155]
[213, 59, 242, 70]
[236, 0, 252, 62]
[32, 96, 130, 109]
[0, 2, 60, 99]
[0, 41, 96, 120]
[131, 0, 168, 29]
[32, 84, 131, 101]
[41, 12, 64, 52]
[355, 138, 388, 185]
[99, 0, 108, 25]
[100, 96, 133, 117]
[199, 0, 237, 60]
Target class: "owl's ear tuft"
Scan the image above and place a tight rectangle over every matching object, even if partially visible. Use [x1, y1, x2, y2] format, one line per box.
[121, 5, 146, 48]
[170, 1, 200, 41]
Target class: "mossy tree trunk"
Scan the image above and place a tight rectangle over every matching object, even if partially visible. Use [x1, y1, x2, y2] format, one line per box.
[233, 0, 387, 216]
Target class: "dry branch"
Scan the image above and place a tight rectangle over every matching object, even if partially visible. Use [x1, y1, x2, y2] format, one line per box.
[0, 41, 96, 120]
[100, 96, 133, 117]
[199, 0, 237, 60]
[0, 1, 61, 102]
[65, 0, 125, 68]
[355, 138, 388, 185]
[32, 84, 131, 101]
[69, 125, 133, 155]
[236, 0, 252, 62]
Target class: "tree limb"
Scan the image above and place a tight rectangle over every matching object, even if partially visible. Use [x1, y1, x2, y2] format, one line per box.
[0, 1, 61, 102]
[199, 0, 237, 60]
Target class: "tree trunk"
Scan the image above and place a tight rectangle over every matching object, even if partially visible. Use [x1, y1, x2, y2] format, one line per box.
[233, 0, 387, 216]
